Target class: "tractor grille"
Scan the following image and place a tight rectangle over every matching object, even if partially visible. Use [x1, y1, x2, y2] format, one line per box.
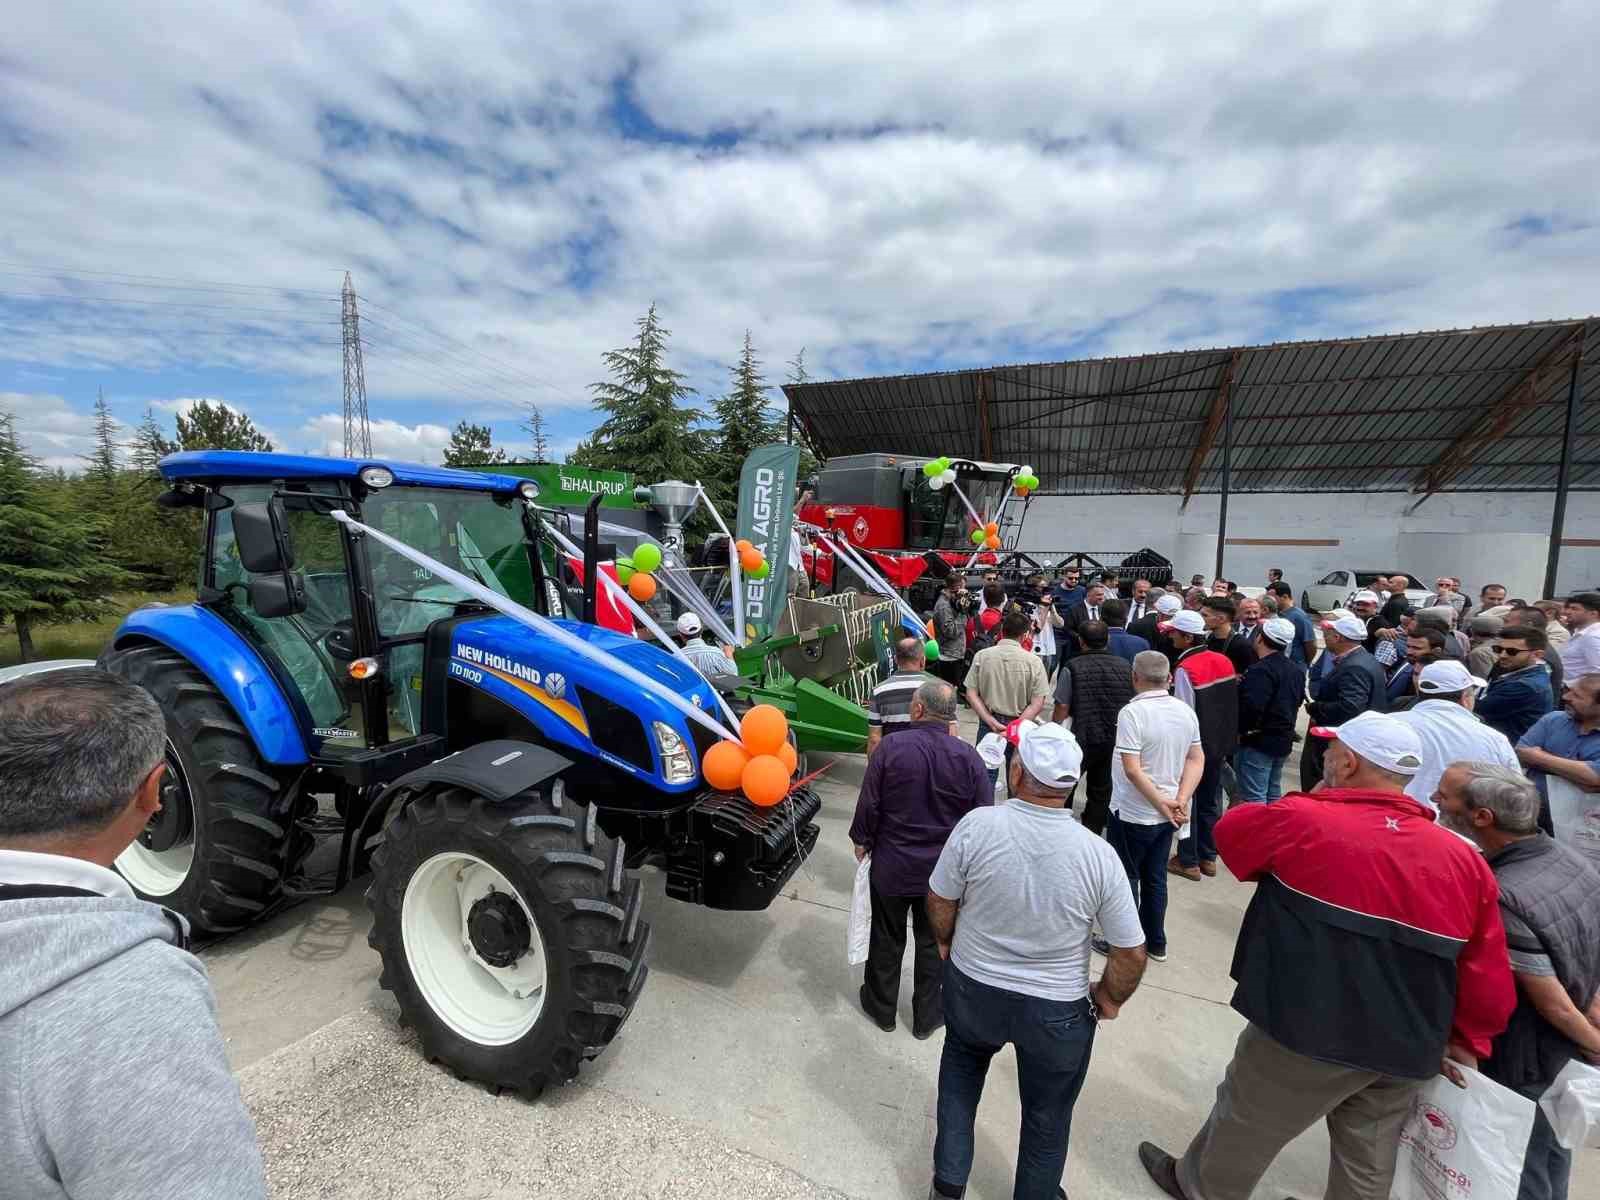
[576, 686, 654, 774]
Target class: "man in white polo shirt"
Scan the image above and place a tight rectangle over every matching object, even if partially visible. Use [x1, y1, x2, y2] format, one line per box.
[1391, 660, 1520, 810]
[926, 722, 1147, 1200]
[1096, 650, 1203, 964]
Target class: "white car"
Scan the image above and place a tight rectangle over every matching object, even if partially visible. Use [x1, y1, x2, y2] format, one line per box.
[1302, 571, 1430, 615]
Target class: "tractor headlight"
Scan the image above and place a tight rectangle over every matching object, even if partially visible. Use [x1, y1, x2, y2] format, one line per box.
[517, 480, 541, 500]
[652, 721, 697, 785]
[359, 466, 394, 489]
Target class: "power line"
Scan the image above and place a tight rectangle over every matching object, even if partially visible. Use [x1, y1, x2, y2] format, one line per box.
[357, 315, 559, 400]
[0, 289, 339, 321]
[358, 334, 536, 411]
[0, 260, 342, 298]
[355, 293, 562, 396]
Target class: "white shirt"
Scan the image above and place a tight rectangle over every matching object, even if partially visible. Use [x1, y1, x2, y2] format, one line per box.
[1559, 621, 1600, 684]
[1111, 691, 1202, 825]
[788, 528, 805, 572]
[1390, 699, 1520, 810]
[679, 639, 735, 680]
[0, 847, 133, 898]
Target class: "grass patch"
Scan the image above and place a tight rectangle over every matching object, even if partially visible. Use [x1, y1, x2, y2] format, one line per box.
[0, 590, 197, 668]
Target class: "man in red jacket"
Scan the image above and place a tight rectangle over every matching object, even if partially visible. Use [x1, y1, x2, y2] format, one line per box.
[1137, 711, 1515, 1200]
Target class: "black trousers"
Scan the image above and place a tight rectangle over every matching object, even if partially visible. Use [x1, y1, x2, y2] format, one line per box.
[1299, 732, 1326, 793]
[931, 657, 965, 692]
[1074, 741, 1115, 835]
[861, 885, 944, 1033]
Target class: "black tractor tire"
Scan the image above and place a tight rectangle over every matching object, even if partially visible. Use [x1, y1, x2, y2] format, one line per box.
[366, 781, 650, 1097]
[99, 641, 307, 933]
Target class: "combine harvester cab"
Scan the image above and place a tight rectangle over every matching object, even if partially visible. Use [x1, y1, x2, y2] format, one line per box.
[87, 450, 818, 1096]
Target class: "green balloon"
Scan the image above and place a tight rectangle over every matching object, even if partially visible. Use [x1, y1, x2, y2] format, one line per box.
[924, 639, 940, 662]
[971, 529, 986, 545]
[616, 561, 634, 584]
[633, 542, 662, 573]
[748, 559, 770, 580]
[923, 460, 942, 478]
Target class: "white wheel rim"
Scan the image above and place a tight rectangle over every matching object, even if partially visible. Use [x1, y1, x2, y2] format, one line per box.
[401, 851, 549, 1046]
[115, 746, 195, 897]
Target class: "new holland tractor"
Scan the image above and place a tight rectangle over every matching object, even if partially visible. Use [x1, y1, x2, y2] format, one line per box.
[91, 451, 821, 1095]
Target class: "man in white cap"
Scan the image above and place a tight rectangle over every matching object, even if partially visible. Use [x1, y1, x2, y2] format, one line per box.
[926, 722, 1147, 1200]
[1235, 618, 1309, 804]
[1161, 609, 1238, 882]
[1390, 660, 1520, 811]
[1350, 589, 1383, 650]
[1300, 613, 1387, 791]
[672, 612, 736, 682]
[1137, 712, 1515, 1200]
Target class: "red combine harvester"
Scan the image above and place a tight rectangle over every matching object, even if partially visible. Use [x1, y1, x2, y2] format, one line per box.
[797, 453, 1029, 607]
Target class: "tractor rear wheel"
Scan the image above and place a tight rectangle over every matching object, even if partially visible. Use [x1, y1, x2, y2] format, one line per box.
[366, 780, 650, 1096]
[99, 642, 306, 933]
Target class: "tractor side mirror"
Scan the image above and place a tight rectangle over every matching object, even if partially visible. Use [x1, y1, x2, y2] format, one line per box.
[247, 573, 307, 620]
[234, 499, 296, 574]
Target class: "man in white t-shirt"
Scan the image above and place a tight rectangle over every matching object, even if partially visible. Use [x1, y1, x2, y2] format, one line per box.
[1097, 650, 1204, 964]
[926, 722, 1147, 1200]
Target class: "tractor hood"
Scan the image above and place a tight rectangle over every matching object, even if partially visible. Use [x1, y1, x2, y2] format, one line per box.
[441, 614, 718, 791]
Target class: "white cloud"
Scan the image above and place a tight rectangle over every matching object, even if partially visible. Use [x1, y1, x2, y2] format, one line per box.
[298, 413, 453, 463]
[0, 0, 1594, 439]
[0, 392, 95, 471]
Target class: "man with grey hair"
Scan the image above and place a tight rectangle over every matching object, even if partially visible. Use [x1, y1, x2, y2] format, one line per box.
[0, 667, 266, 1199]
[1435, 762, 1600, 1200]
[851, 678, 991, 1039]
[866, 635, 934, 755]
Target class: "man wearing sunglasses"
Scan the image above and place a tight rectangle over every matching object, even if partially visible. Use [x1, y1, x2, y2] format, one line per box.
[1477, 627, 1557, 747]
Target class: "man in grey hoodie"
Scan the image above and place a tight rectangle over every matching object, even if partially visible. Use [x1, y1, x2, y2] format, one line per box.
[0, 667, 266, 1199]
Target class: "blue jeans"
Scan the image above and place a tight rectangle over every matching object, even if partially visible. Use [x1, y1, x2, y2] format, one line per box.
[1106, 813, 1170, 954]
[933, 963, 1096, 1199]
[1177, 753, 1223, 867]
[1517, 1081, 1571, 1200]
[1233, 745, 1286, 804]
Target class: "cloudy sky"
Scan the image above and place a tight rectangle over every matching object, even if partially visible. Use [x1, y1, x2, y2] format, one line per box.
[2, 1, 1596, 470]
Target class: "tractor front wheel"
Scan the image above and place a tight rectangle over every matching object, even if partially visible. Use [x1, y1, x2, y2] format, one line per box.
[366, 780, 650, 1096]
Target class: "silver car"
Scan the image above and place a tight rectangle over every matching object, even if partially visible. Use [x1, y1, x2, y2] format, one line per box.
[1302, 571, 1429, 615]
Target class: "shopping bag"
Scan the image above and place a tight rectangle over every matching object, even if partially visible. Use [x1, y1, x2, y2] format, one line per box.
[846, 854, 872, 966]
[1390, 1066, 1534, 1200]
[1546, 778, 1600, 869]
[1539, 1059, 1600, 1150]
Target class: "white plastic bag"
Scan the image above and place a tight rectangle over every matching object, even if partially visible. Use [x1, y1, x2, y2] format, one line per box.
[1546, 778, 1600, 869]
[846, 854, 872, 966]
[1539, 1059, 1600, 1150]
[1390, 1066, 1534, 1200]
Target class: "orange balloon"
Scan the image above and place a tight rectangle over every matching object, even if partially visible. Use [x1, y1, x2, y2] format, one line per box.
[702, 740, 750, 791]
[984, 522, 999, 537]
[985, 534, 1001, 550]
[740, 703, 789, 757]
[1014, 485, 1030, 497]
[627, 572, 657, 602]
[742, 754, 790, 807]
[739, 547, 764, 573]
[735, 538, 753, 554]
[926, 619, 936, 638]
[777, 741, 798, 775]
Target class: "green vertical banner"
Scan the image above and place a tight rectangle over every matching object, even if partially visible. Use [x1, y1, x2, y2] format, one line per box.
[735, 443, 800, 642]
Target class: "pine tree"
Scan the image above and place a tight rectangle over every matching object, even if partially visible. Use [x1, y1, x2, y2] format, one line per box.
[83, 388, 120, 497]
[175, 399, 272, 452]
[708, 331, 780, 508]
[442, 421, 506, 466]
[0, 413, 134, 660]
[521, 401, 551, 462]
[570, 304, 706, 484]
[129, 406, 176, 474]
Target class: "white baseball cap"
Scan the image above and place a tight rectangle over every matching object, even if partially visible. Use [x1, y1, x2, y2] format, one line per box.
[1159, 610, 1206, 635]
[1417, 659, 1489, 694]
[1351, 590, 1382, 606]
[1007, 720, 1083, 787]
[675, 612, 703, 636]
[1309, 711, 1424, 775]
[1155, 594, 1182, 616]
[1260, 617, 1297, 647]
[1321, 614, 1368, 641]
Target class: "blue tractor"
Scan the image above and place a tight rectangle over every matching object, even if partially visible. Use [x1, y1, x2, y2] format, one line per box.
[96, 451, 820, 1095]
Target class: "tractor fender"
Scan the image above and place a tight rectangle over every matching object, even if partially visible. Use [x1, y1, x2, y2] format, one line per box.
[109, 606, 310, 765]
[379, 740, 573, 807]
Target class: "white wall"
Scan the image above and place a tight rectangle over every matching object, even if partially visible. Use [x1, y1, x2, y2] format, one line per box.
[1017, 490, 1600, 599]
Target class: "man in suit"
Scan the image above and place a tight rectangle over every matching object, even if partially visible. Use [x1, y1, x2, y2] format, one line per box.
[1300, 614, 1388, 790]
[1133, 594, 1181, 665]
[1062, 581, 1108, 664]
[1103, 598, 1151, 664]
[1125, 578, 1154, 626]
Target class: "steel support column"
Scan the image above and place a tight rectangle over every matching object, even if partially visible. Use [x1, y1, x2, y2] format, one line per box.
[1215, 374, 1233, 582]
[1543, 341, 1585, 599]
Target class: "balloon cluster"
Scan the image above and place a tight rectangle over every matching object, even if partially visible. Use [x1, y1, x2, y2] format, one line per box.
[921, 456, 959, 491]
[615, 541, 663, 602]
[1013, 464, 1041, 496]
[969, 520, 1003, 551]
[734, 538, 770, 580]
[923, 620, 940, 663]
[700, 704, 798, 806]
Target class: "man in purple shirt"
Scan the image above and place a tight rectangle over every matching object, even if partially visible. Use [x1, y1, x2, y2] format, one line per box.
[850, 678, 992, 1039]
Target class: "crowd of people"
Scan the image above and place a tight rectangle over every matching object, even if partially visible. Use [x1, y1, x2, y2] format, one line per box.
[854, 566, 1600, 1200]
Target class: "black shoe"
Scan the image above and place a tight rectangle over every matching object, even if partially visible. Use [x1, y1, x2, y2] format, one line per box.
[1138, 1142, 1187, 1199]
[913, 1017, 944, 1041]
[1091, 936, 1111, 956]
[859, 985, 895, 1032]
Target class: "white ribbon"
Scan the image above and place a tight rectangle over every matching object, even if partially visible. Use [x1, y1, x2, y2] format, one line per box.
[823, 531, 927, 636]
[331, 510, 740, 744]
[693, 481, 747, 645]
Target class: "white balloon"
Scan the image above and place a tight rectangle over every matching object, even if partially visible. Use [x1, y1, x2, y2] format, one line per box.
[929, 475, 948, 490]
[940, 468, 958, 485]
[1020, 464, 1035, 477]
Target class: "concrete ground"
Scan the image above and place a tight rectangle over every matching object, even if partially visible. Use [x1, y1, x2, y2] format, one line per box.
[219, 718, 1599, 1199]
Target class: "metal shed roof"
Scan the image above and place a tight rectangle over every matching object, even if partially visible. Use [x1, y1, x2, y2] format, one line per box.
[783, 318, 1598, 500]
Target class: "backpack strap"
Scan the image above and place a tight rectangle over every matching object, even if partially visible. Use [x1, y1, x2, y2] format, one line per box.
[0, 883, 189, 950]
